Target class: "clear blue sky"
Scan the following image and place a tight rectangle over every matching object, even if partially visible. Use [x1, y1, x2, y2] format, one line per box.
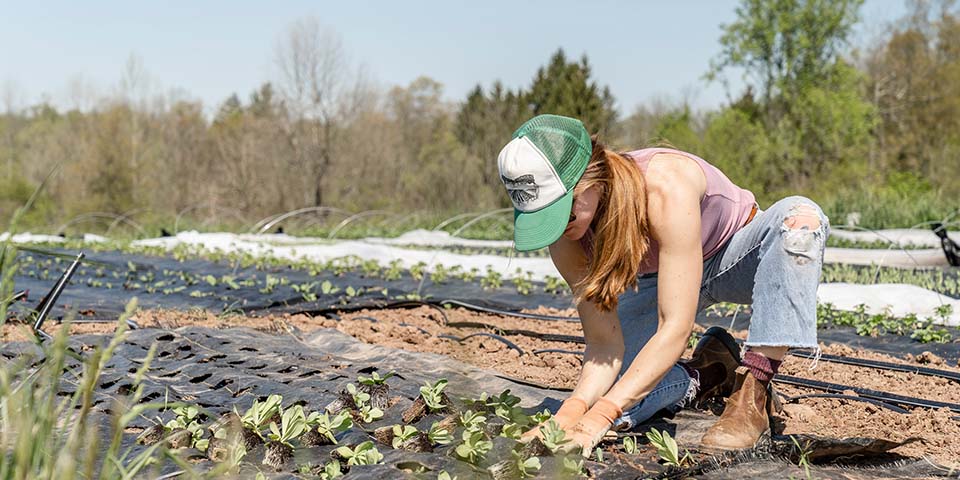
[0, 1, 905, 115]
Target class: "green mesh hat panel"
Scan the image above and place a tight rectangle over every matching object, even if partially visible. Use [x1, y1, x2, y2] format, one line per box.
[512, 115, 592, 189]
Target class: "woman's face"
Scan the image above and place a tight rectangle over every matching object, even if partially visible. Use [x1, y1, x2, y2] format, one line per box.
[562, 185, 600, 241]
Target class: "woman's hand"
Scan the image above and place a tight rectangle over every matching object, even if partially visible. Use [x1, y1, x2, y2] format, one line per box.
[564, 397, 622, 457]
[519, 397, 588, 442]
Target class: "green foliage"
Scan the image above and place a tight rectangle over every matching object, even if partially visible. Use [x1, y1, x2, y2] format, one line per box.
[391, 425, 419, 448]
[240, 394, 283, 435]
[623, 435, 638, 454]
[538, 420, 572, 453]
[334, 441, 384, 466]
[454, 429, 493, 465]
[511, 450, 541, 478]
[308, 411, 353, 444]
[427, 421, 454, 445]
[267, 405, 308, 446]
[358, 371, 395, 386]
[646, 427, 691, 467]
[419, 379, 449, 411]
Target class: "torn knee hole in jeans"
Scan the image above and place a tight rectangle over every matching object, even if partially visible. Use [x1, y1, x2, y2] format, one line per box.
[781, 203, 822, 264]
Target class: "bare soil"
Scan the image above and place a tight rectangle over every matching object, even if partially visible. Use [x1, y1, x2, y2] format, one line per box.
[5, 305, 958, 467]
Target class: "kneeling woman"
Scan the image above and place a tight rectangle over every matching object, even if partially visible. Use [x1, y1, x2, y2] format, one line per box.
[498, 115, 830, 453]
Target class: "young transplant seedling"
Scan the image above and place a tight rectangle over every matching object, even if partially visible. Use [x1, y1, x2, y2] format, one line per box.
[454, 428, 493, 465]
[334, 441, 384, 468]
[357, 371, 395, 411]
[263, 405, 308, 470]
[240, 394, 283, 448]
[646, 427, 691, 467]
[301, 411, 353, 447]
[402, 378, 452, 423]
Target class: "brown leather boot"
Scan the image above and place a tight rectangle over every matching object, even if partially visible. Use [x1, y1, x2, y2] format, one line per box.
[683, 326, 741, 407]
[699, 366, 772, 451]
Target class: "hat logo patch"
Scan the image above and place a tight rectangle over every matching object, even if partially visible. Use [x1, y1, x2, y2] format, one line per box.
[501, 174, 539, 206]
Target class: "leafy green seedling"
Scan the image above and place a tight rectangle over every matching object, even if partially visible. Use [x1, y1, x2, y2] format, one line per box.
[391, 425, 419, 449]
[454, 429, 493, 465]
[358, 371, 395, 386]
[335, 441, 384, 466]
[646, 427, 690, 467]
[321, 280, 340, 295]
[346, 383, 370, 409]
[267, 405, 308, 446]
[459, 410, 487, 431]
[539, 420, 571, 453]
[512, 450, 541, 478]
[309, 411, 353, 444]
[240, 394, 283, 437]
[427, 421, 453, 445]
[623, 435, 638, 454]
[358, 405, 383, 423]
[319, 460, 343, 479]
[420, 379, 449, 412]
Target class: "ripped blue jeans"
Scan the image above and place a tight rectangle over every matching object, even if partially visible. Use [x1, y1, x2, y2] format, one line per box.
[614, 196, 831, 430]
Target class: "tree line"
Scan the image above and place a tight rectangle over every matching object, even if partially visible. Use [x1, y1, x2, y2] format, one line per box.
[0, 0, 958, 234]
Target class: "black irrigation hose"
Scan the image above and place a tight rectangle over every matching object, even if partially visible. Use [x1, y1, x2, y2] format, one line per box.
[436, 332, 524, 356]
[445, 321, 584, 344]
[773, 374, 960, 414]
[435, 299, 578, 323]
[532, 349, 583, 357]
[388, 300, 449, 326]
[783, 393, 911, 414]
[789, 350, 960, 383]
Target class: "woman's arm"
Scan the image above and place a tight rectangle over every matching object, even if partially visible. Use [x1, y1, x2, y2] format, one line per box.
[601, 154, 704, 411]
[547, 236, 624, 407]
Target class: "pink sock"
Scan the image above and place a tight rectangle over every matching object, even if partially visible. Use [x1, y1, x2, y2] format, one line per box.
[742, 351, 781, 383]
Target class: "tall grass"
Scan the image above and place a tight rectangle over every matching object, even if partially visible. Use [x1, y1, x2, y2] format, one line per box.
[0, 180, 240, 478]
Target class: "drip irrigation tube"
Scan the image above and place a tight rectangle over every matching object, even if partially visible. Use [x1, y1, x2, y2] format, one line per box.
[436, 299, 578, 322]
[444, 321, 584, 344]
[436, 332, 524, 356]
[783, 393, 910, 414]
[532, 349, 583, 357]
[789, 350, 960, 383]
[774, 374, 960, 413]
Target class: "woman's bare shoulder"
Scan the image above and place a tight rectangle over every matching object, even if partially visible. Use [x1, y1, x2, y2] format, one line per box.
[644, 152, 707, 199]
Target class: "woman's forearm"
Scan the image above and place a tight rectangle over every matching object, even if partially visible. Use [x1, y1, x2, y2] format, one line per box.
[569, 343, 623, 406]
[601, 322, 690, 410]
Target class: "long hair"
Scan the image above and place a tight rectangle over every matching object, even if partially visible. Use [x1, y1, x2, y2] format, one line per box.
[573, 136, 651, 312]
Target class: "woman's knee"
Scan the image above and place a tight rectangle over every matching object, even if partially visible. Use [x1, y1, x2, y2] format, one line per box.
[768, 196, 831, 264]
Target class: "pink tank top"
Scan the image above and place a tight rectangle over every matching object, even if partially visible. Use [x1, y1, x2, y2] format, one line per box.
[579, 148, 756, 275]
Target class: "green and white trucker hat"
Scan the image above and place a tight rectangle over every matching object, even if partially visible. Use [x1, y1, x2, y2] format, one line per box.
[498, 114, 592, 251]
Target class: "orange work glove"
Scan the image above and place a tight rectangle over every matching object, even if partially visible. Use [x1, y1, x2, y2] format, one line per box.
[566, 397, 622, 457]
[520, 397, 588, 442]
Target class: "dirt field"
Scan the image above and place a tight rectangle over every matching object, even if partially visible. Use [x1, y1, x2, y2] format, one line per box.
[6, 305, 959, 468]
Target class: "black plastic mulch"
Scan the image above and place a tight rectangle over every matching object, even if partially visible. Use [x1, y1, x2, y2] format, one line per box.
[2, 326, 950, 479]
